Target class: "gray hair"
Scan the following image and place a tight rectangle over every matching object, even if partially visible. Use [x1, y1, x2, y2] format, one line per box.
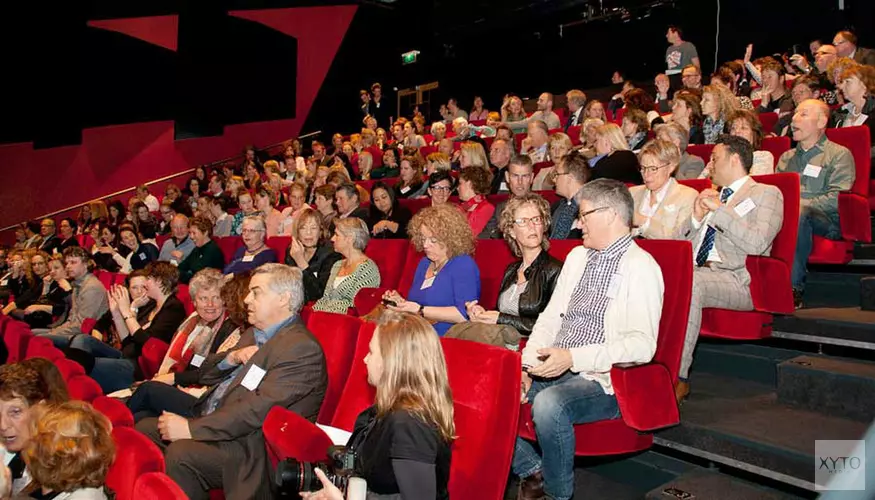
[576, 179, 634, 228]
[334, 217, 370, 251]
[189, 268, 224, 301]
[452, 117, 468, 129]
[655, 122, 690, 152]
[251, 263, 305, 313]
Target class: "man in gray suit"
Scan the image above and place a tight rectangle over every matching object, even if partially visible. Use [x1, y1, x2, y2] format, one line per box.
[833, 31, 875, 67]
[137, 264, 327, 500]
[676, 135, 784, 402]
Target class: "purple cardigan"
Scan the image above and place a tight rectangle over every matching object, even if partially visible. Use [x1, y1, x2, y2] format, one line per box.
[223, 247, 278, 275]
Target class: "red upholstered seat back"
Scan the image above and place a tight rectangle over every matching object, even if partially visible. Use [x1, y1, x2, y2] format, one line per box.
[752, 173, 801, 267]
[546, 239, 580, 262]
[108, 427, 166, 500]
[398, 197, 432, 216]
[678, 178, 712, 192]
[266, 236, 291, 261]
[263, 406, 334, 467]
[534, 190, 560, 205]
[758, 112, 779, 133]
[761, 136, 791, 166]
[686, 144, 714, 164]
[397, 245, 426, 297]
[420, 145, 437, 157]
[176, 285, 193, 315]
[155, 234, 169, 249]
[486, 193, 511, 207]
[364, 239, 411, 290]
[93, 395, 135, 428]
[473, 240, 516, 310]
[25, 337, 64, 361]
[826, 126, 871, 196]
[55, 357, 86, 381]
[330, 322, 377, 431]
[567, 125, 582, 145]
[306, 311, 363, 424]
[139, 338, 171, 380]
[133, 472, 188, 500]
[215, 236, 243, 263]
[67, 374, 103, 402]
[634, 240, 693, 384]
[2, 320, 32, 363]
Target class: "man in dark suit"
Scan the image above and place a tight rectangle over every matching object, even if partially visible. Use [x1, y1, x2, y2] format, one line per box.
[564, 89, 586, 132]
[834, 31, 875, 67]
[136, 264, 327, 500]
[37, 218, 61, 255]
[335, 182, 369, 220]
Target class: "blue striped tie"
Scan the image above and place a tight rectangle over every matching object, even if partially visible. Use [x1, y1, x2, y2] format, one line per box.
[695, 187, 733, 267]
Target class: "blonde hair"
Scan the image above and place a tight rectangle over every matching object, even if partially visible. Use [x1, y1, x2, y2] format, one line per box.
[88, 201, 109, 221]
[360, 128, 376, 146]
[460, 142, 489, 169]
[426, 152, 451, 172]
[263, 160, 279, 174]
[703, 84, 740, 121]
[358, 151, 373, 179]
[580, 118, 605, 146]
[637, 139, 681, 175]
[430, 122, 447, 136]
[594, 123, 630, 151]
[548, 133, 573, 157]
[374, 311, 455, 443]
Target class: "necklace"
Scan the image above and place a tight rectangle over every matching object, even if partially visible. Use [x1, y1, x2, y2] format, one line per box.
[245, 244, 265, 255]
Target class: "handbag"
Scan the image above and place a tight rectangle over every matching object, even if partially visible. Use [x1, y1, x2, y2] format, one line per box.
[444, 322, 522, 348]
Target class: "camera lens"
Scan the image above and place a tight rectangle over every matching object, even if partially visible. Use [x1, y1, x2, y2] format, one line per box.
[276, 459, 319, 495]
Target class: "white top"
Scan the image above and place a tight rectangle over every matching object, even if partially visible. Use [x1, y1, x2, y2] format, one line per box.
[143, 194, 160, 212]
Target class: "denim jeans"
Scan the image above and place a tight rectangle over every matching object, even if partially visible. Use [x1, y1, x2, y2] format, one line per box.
[512, 372, 620, 500]
[792, 206, 840, 291]
[34, 332, 74, 349]
[69, 334, 123, 358]
[69, 334, 132, 393]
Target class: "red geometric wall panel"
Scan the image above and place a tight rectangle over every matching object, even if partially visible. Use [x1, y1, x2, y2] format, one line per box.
[87, 15, 179, 52]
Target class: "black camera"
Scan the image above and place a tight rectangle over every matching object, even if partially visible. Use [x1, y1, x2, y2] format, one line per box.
[275, 445, 356, 497]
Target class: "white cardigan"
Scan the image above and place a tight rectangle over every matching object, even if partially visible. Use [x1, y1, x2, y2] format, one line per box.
[521, 241, 664, 394]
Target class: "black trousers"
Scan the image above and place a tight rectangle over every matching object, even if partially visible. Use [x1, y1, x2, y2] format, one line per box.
[127, 381, 198, 423]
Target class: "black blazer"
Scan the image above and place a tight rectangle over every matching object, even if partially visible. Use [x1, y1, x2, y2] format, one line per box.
[591, 150, 643, 184]
[496, 251, 563, 336]
[121, 294, 187, 360]
[368, 205, 412, 240]
[284, 243, 343, 303]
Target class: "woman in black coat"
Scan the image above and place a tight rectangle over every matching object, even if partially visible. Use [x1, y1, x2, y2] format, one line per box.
[367, 181, 412, 240]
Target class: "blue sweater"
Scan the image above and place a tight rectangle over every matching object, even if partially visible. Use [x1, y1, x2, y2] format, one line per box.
[406, 255, 481, 336]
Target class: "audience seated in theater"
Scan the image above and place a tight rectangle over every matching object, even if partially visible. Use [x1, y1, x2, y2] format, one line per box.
[394, 156, 427, 199]
[18, 221, 44, 250]
[458, 166, 496, 236]
[402, 121, 427, 150]
[368, 182, 412, 240]
[467, 195, 562, 345]
[371, 149, 400, 179]
[446, 97, 468, 123]
[164, 183, 192, 217]
[127, 269, 244, 422]
[458, 141, 488, 172]
[185, 178, 204, 214]
[429, 121, 447, 147]
[38, 219, 61, 255]
[76, 201, 107, 237]
[383, 204, 481, 336]
[0, 363, 56, 495]
[177, 216, 225, 284]
[701, 84, 740, 144]
[564, 89, 587, 130]
[312, 218, 380, 314]
[656, 122, 705, 179]
[136, 184, 161, 212]
[533, 133, 573, 192]
[521, 120, 551, 164]
[624, 88, 666, 128]
[833, 30, 875, 67]
[230, 189, 261, 237]
[253, 187, 286, 237]
[241, 144, 263, 171]
[777, 99, 856, 308]
[243, 163, 263, 191]
[300, 311, 453, 500]
[621, 108, 650, 151]
[209, 196, 233, 238]
[157, 199, 175, 235]
[549, 150, 591, 240]
[677, 135, 784, 402]
[357, 151, 374, 181]
[514, 179, 664, 500]
[1, 249, 43, 318]
[438, 138, 460, 169]
[489, 138, 514, 193]
[608, 80, 635, 114]
[654, 73, 672, 113]
[470, 95, 489, 121]
[631, 139, 699, 239]
[159, 214, 195, 264]
[89, 223, 120, 272]
[575, 117, 605, 159]
[669, 90, 705, 144]
[501, 95, 528, 133]
[56, 219, 81, 254]
[720, 109, 775, 175]
[427, 171, 455, 207]
[135, 264, 326, 499]
[37, 247, 108, 344]
[69, 262, 187, 393]
[88, 270, 156, 347]
[710, 65, 754, 110]
[264, 173, 287, 207]
[482, 156, 536, 239]
[774, 75, 822, 137]
[312, 184, 338, 229]
[207, 172, 226, 198]
[285, 208, 342, 303]
[227, 176, 245, 204]
[589, 123, 644, 184]
[495, 124, 517, 151]
[335, 182, 369, 221]
[756, 60, 794, 117]
[584, 99, 608, 123]
[8, 253, 71, 330]
[223, 216, 278, 276]
[21, 401, 115, 500]
[831, 63, 875, 148]
[133, 201, 159, 234]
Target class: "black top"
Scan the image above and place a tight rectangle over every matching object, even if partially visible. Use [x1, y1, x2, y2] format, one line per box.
[368, 205, 412, 240]
[9, 275, 42, 309]
[121, 294, 187, 360]
[757, 93, 794, 115]
[497, 251, 563, 336]
[59, 237, 80, 252]
[343, 206, 370, 222]
[394, 181, 424, 199]
[284, 243, 343, 303]
[174, 318, 240, 387]
[94, 298, 157, 345]
[39, 235, 61, 255]
[93, 247, 121, 273]
[490, 166, 508, 194]
[128, 243, 159, 270]
[352, 406, 451, 500]
[590, 150, 643, 184]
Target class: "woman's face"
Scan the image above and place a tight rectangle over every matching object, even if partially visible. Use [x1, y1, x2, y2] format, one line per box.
[640, 152, 673, 192]
[342, 144, 353, 157]
[333, 135, 343, 149]
[701, 93, 718, 118]
[429, 180, 452, 205]
[196, 168, 206, 181]
[459, 151, 473, 169]
[59, 220, 74, 239]
[190, 227, 209, 247]
[403, 122, 414, 137]
[246, 164, 258, 178]
[376, 129, 387, 143]
[729, 118, 755, 145]
[0, 396, 37, 452]
[839, 75, 866, 102]
[297, 218, 321, 248]
[144, 275, 163, 299]
[458, 178, 474, 201]
[30, 255, 48, 278]
[289, 189, 305, 211]
[587, 102, 604, 119]
[595, 134, 612, 155]
[474, 97, 483, 109]
[621, 117, 638, 137]
[189, 179, 200, 193]
[121, 230, 138, 250]
[330, 228, 351, 254]
[383, 151, 396, 167]
[165, 188, 179, 201]
[194, 287, 224, 323]
[315, 194, 333, 214]
[434, 127, 446, 140]
[129, 276, 147, 301]
[510, 98, 522, 114]
[241, 220, 265, 249]
[420, 224, 449, 264]
[671, 99, 690, 120]
[438, 140, 453, 157]
[137, 206, 150, 222]
[400, 161, 415, 182]
[49, 260, 67, 281]
[82, 205, 91, 219]
[101, 228, 114, 244]
[372, 188, 392, 214]
[550, 141, 569, 160]
[238, 194, 254, 214]
[109, 206, 119, 219]
[364, 330, 383, 387]
[228, 179, 242, 192]
[393, 125, 404, 141]
[255, 193, 271, 211]
[510, 203, 545, 252]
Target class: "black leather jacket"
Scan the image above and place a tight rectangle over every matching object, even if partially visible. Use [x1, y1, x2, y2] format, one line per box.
[496, 250, 563, 336]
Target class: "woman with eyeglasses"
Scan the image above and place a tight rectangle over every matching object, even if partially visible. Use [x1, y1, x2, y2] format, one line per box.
[427, 171, 455, 207]
[629, 139, 698, 240]
[223, 216, 278, 276]
[465, 194, 562, 342]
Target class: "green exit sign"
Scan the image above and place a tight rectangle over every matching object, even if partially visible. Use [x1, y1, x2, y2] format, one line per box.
[402, 50, 420, 65]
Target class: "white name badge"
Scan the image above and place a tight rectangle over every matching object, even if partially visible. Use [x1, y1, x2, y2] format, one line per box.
[170, 259, 179, 266]
[400, 186, 411, 194]
[420, 276, 435, 290]
[734, 198, 756, 218]
[139, 253, 146, 260]
[242, 255, 255, 262]
[191, 354, 205, 367]
[803, 164, 822, 178]
[499, 182, 509, 192]
[606, 274, 622, 299]
[53, 248, 59, 255]
[241, 364, 266, 391]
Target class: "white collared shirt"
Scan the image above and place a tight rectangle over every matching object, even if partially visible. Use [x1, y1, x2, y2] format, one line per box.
[691, 175, 750, 262]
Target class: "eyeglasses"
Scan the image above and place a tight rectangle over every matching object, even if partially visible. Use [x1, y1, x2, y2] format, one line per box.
[579, 206, 610, 219]
[241, 229, 265, 235]
[550, 170, 571, 180]
[639, 163, 670, 175]
[430, 185, 452, 192]
[512, 216, 544, 227]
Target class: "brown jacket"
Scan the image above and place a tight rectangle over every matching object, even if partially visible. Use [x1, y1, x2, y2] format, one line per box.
[191, 318, 327, 499]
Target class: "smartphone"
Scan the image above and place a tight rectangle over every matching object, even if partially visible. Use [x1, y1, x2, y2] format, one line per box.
[382, 298, 398, 307]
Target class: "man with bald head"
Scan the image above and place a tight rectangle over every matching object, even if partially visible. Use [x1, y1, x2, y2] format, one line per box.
[504, 92, 562, 131]
[159, 214, 195, 265]
[776, 99, 856, 308]
[833, 31, 875, 66]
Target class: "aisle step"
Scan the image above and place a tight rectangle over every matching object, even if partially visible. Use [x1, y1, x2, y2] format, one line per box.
[777, 355, 875, 422]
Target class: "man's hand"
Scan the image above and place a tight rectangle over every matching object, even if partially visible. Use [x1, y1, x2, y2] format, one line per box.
[529, 348, 573, 378]
[227, 345, 259, 367]
[157, 411, 192, 442]
[700, 188, 721, 211]
[789, 54, 810, 71]
[520, 371, 533, 404]
[170, 250, 184, 261]
[694, 188, 719, 221]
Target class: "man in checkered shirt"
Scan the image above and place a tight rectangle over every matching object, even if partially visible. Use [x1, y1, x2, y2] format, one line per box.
[512, 179, 665, 500]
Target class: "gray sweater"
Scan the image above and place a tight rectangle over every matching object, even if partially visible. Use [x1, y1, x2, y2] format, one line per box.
[49, 273, 109, 337]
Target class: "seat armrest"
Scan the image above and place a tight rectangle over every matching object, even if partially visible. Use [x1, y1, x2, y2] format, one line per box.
[839, 192, 872, 243]
[746, 255, 794, 314]
[610, 363, 679, 431]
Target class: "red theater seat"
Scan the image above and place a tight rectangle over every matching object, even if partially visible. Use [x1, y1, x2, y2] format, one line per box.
[55, 357, 86, 381]
[176, 284, 193, 315]
[398, 197, 432, 216]
[519, 239, 692, 456]
[678, 178, 712, 192]
[93, 395, 135, 427]
[96, 271, 114, 290]
[701, 173, 801, 340]
[25, 336, 64, 361]
[514, 133, 527, 151]
[364, 239, 411, 290]
[473, 240, 516, 310]
[138, 338, 171, 380]
[546, 239, 580, 262]
[67, 375, 103, 402]
[354, 245, 422, 316]
[3, 320, 33, 363]
[567, 125, 582, 145]
[687, 144, 714, 165]
[108, 427, 166, 500]
[330, 322, 377, 431]
[306, 311, 362, 424]
[761, 136, 791, 166]
[155, 234, 170, 249]
[266, 236, 291, 260]
[263, 406, 334, 467]
[420, 145, 437, 157]
[215, 236, 243, 263]
[133, 472, 188, 500]
[758, 112, 779, 133]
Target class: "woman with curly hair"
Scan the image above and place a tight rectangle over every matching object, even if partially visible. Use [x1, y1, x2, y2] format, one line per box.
[382, 204, 481, 336]
[700, 84, 740, 144]
[458, 167, 495, 235]
[22, 401, 115, 499]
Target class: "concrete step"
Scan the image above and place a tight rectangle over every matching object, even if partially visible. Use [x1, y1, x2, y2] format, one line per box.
[646, 470, 806, 500]
[777, 355, 875, 422]
[772, 307, 875, 351]
[692, 342, 802, 387]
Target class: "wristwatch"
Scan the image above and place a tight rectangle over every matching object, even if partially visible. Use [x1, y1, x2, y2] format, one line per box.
[417, 304, 424, 317]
